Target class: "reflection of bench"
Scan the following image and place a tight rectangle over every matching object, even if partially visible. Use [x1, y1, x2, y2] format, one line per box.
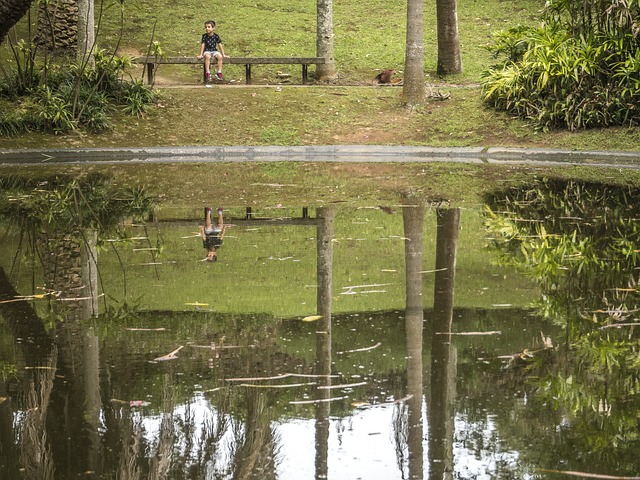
[133, 56, 325, 85]
[152, 207, 317, 226]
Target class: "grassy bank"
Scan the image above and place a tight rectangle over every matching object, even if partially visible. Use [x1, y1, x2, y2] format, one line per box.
[2, 87, 640, 151]
[2, 0, 639, 151]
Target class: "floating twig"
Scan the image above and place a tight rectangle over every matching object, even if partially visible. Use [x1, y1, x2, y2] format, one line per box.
[419, 268, 448, 274]
[600, 322, 640, 330]
[125, 327, 167, 332]
[337, 342, 382, 355]
[225, 372, 338, 382]
[537, 469, 640, 480]
[436, 331, 501, 336]
[290, 395, 349, 405]
[318, 381, 368, 390]
[239, 382, 316, 389]
[190, 344, 255, 349]
[154, 345, 184, 361]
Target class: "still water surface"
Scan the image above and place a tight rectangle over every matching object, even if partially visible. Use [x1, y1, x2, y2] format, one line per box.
[1, 175, 639, 479]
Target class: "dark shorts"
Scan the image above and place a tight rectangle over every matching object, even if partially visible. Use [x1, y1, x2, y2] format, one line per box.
[203, 232, 222, 249]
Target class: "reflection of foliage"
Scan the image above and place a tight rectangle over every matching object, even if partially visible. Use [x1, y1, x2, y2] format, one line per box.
[484, 177, 640, 334]
[484, 177, 640, 468]
[0, 173, 155, 234]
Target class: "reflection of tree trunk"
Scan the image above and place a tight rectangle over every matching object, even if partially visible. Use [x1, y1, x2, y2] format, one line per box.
[315, 206, 335, 480]
[403, 203, 426, 479]
[44, 229, 101, 479]
[0, 266, 56, 478]
[83, 327, 101, 473]
[0, 375, 20, 479]
[429, 208, 460, 480]
[149, 374, 176, 480]
[233, 389, 278, 480]
[0, 266, 54, 364]
[40, 229, 99, 321]
[18, 353, 58, 480]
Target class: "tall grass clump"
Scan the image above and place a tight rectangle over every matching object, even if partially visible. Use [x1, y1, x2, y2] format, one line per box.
[481, 0, 640, 131]
[0, 44, 157, 135]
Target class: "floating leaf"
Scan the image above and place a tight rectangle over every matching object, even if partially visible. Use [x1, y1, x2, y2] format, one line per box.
[302, 315, 323, 322]
[185, 302, 209, 306]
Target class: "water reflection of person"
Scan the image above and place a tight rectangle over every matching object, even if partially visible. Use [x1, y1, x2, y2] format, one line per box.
[199, 207, 226, 261]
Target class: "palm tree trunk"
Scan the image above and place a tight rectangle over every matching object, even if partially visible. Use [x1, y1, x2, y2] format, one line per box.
[403, 0, 426, 106]
[436, 0, 463, 75]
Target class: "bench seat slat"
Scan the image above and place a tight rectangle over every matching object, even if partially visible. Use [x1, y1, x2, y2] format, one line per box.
[133, 56, 325, 65]
[133, 56, 325, 84]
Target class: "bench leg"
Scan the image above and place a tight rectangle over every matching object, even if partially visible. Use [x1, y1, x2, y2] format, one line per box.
[245, 64, 252, 84]
[302, 64, 308, 84]
[146, 63, 154, 84]
[203, 63, 207, 83]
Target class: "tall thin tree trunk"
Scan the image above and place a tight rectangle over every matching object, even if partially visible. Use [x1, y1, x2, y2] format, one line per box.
[403, 0, 426, 106]
[315, 206, 335, 480]
[436, 0, 462, 75]
[403, 203, 426, 480]
[77, 0, 95, 66]
[316, 0, 337, 79]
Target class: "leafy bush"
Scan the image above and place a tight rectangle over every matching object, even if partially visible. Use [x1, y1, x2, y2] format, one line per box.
[0, 47, 157, 135]
[482, 0, 640, 131]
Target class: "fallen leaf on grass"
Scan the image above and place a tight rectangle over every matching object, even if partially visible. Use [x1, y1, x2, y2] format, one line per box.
[302, 315, 323, 322]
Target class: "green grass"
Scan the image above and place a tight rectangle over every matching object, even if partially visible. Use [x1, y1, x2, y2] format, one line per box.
[2, 0, 640, 150]
[91, 0, 545, 83]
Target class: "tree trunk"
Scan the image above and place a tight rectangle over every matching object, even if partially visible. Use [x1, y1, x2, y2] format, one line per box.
[76, 0, 95, 65]
[35, 0, 79, 53]
[316, 0, 337, 79]
[0, 0, 34, 44]
[436, 0, 462, 75]
[428, 207, 461, 480]
[403, 0, 426, 106]
[315, 206, 335, 480]
[402, 202, 426, 480]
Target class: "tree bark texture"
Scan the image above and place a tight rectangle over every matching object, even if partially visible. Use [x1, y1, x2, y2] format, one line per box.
[34, 0, 79, 52]
[436, 0, 463, 75]
[403, 0, 426, 106]
[76, 0, 95, 64]
[316, 0, 337, 79]
[0, 0, 33, 44]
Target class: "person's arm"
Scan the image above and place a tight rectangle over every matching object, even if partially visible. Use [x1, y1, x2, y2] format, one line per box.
[219, 225, 227, 239]
[197, 40, 205, 59]
[199, 225, 205, 239]
[219, 43, 228, 58]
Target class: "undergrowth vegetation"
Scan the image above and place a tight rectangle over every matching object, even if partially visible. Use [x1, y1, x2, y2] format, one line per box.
[482, 0, 640, 131]
[0, 46, 157, 136]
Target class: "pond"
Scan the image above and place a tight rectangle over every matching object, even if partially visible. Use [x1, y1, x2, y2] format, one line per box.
[1, 173, 639, 480]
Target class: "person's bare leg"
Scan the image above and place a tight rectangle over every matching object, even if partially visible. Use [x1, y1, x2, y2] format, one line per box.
[205, 208, 213, 230]
[216, 208, 224, 229]
[204, 53, 211, 74]
[216, 54, 223, 73]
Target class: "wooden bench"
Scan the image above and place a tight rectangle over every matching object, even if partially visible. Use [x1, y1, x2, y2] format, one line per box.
[133, 56, 325, 85]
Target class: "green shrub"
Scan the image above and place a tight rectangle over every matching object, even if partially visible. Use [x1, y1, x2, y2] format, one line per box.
[482, 1, 640, 131]
[0, 49, 156, 135]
